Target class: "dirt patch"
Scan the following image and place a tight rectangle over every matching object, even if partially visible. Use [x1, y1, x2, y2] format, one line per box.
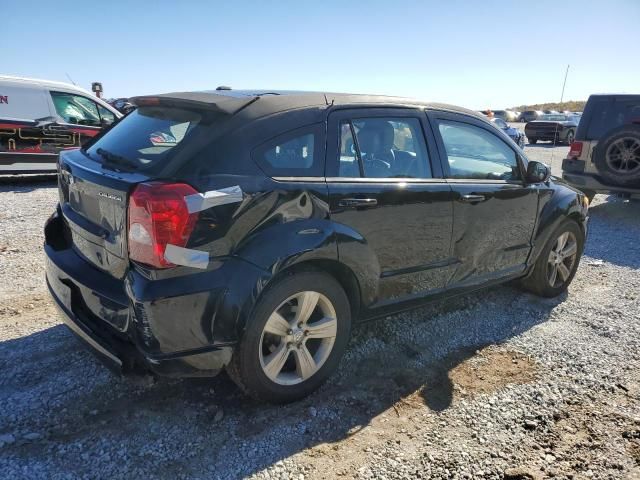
[0, 294, 58, 341]
[296, 348, 539, 478]
[449, 349, 537, 397]
[394, 347, 537, 410]
[0, 293, 51, 315]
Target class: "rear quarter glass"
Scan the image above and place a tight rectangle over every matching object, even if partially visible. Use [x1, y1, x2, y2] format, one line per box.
[84, 107, 220, 174]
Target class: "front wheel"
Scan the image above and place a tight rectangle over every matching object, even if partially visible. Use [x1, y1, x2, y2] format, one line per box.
[227, 271, 351, 403]
[520, 220, 584, 297]
[529, 138, 538, 144]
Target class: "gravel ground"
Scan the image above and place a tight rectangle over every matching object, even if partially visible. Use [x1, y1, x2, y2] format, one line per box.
[1, 145, 639, 480]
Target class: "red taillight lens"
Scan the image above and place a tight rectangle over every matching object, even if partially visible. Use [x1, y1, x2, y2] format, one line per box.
[128, 182, 199, 268]
[568, 141, 583, 158]
[133, 97, 160, 106]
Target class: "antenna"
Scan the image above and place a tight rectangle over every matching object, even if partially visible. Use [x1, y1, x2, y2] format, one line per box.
[550, 64, 570, 165]
[65, 73, 77, 86]
[560, 64, 570, 103]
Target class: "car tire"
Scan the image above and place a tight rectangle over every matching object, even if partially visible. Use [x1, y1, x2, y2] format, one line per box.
[529, 138, 538, 144]
[581, 189, 596, 204]
[594, 126, 640, 187]
[226, 271, 351, 403]
[565, 129, 575, 145]
[520, 220, 584, 298]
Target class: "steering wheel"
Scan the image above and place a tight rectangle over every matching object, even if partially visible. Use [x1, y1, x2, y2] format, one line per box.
[363, 157, 391, 176]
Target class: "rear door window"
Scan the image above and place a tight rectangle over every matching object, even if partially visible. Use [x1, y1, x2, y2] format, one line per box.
[338, 117, 431, 178]
[253, 124, 324, 177]
[85, 107, 205, 173]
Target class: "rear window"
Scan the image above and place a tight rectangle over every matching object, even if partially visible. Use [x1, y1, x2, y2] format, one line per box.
[540, 114, 568, 121]
[85, 107, 210, 173]
[253, 124, 325, 177]
[583, 97, 640, 140]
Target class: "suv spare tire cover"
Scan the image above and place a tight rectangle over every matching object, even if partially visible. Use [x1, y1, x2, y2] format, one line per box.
[594, 125, 640, 187]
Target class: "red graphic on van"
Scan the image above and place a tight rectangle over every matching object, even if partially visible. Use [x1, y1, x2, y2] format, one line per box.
[0, 119, 99, 154]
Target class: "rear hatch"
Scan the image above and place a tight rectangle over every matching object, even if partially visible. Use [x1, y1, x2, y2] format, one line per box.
[57, 95, 253, 279]
[59, 149, 147, 279]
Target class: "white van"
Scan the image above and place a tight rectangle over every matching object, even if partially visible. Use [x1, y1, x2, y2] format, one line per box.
[0, 75, 122, 173]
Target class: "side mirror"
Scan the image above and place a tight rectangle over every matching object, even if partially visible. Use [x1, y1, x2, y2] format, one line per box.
[526, 160, 551, 183]
[101, 118, 113, 127]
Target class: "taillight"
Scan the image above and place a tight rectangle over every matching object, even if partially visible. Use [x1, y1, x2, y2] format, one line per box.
[568, 141, 583, 158]
[133, 97, 161, 106]
[128, 182, 199, 268]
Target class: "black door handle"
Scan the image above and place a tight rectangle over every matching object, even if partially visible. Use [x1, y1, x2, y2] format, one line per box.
[338, 198, 378, 209]
[459, 194, 487, 204]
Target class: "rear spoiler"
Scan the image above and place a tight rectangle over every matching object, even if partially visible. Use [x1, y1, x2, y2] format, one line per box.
[130, 92, 258, 115]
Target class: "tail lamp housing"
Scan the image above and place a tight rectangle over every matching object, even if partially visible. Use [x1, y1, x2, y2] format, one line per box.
[568, 141, 583, 158]
[128, 182, 199, 268]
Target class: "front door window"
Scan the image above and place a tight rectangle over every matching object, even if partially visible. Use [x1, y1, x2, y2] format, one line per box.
[438, 120, 521, 181]
[50, 92, 102, 127]
[97, 104, 116, 125]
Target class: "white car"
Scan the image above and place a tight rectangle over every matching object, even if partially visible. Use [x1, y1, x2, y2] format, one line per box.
[0, 75, 121, 173]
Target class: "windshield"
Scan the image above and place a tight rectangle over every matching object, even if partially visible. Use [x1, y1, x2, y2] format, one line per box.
[85, 107, 206, 173]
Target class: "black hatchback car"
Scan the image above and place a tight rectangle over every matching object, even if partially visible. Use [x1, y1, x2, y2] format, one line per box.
[45, 90, 589, 402]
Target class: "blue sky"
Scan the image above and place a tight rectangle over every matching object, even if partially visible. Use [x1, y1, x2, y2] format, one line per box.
[4, 0, 639, 109]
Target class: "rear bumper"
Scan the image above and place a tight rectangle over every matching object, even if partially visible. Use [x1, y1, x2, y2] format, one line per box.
[44, 208, 245, 377]
[562, 170, 640, 195]
[525, 130, 569, 141]
[46, 273, 125, 373]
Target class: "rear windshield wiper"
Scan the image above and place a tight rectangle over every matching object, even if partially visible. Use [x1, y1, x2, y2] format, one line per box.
[96, 148, 138, 170]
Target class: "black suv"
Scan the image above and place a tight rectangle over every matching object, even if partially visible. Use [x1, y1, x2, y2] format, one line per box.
[563, 94, 640, 200]
[45, 91, 589, 402]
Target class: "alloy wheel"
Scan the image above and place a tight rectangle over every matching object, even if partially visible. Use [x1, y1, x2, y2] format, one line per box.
[547, 231, 578, 288]
[605, 137, 640, 174]
[259, 291, 337, 385]
[566, 131, 575, 144]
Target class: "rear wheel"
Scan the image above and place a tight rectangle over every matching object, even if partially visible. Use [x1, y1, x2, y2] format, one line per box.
[227, 271, 351, 403]
[565, 129, 575, 145]
[520, 220, 584, 297]
[594, 127, 640, 187]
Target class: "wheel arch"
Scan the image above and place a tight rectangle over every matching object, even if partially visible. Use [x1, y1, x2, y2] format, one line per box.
[265, 259, 362, 324]
[527, 185, 587, 268]
[226, 255, 365, 344]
